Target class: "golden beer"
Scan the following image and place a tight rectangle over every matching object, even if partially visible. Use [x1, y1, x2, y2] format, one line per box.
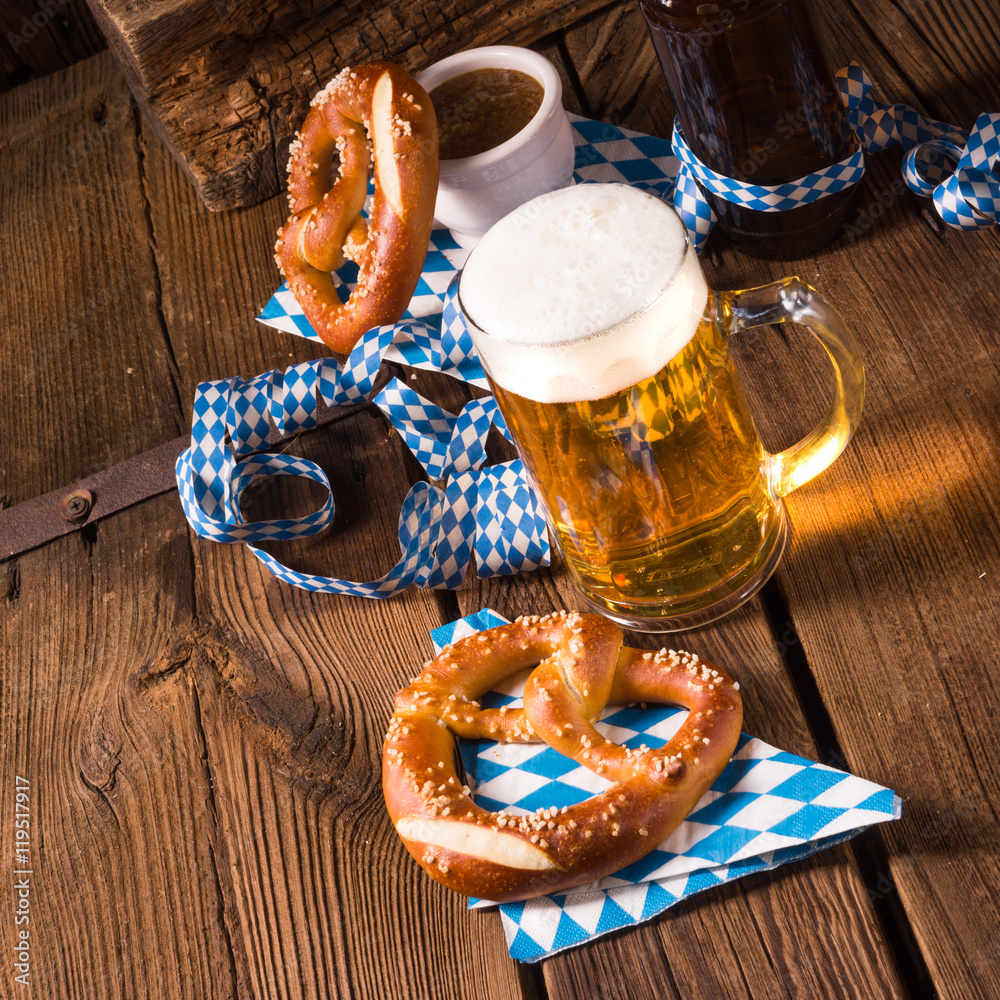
[489, 305, 784, 622]
[459, 182, 863, 630]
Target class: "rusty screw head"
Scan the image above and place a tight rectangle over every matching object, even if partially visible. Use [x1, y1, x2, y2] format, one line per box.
[60, 489, 93, 524]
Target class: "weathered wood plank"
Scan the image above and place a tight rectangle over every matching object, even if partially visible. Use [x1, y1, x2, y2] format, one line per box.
[584, 2, 1000, 998]
[0, 498, 238, 999]
[776, 6, 1000, 999]
[822, 0, 1000, 127]
[181, 401, 532, 999]
[0, 0, 106, 92]
[134, 89, 312, 404]
[556, 0, 676, 136]
[0, 51, 184, 508]
[754, 210, 1000, 1000]
[84, 0, 619, 210]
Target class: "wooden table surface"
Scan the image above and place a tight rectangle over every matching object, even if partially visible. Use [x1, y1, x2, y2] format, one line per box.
[2, 2, 999, 998]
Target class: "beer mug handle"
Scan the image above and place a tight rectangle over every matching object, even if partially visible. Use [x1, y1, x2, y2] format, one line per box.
[720, 276, 865, 498]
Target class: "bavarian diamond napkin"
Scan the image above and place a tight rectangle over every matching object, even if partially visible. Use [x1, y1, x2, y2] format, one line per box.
[256, 114, 681, 345]
[237, 89, 996, 601]
[430, 609, 901, 963]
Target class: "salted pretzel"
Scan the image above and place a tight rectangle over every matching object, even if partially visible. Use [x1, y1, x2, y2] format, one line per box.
[382, 611, 742, 902]
[274, 63, 439, 355]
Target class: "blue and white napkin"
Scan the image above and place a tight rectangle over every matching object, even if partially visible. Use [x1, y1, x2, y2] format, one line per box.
[431, 609, 901, 963]
[177, 70, 998, 596]
[179, 117, 684, 594]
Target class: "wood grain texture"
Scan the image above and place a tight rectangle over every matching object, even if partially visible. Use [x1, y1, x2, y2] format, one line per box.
[0, 498, 238, 999]
[0, 52, 184, 507]
[134, 85, 317, 406]
[559, 0, 676, 136]
[757, 205, 1000, 1000]
[802, 5, 1000, 996]
[0, 0, 106, 92]
[658, 3, 1000, 998]
[4, 1, 1000, 997]
[84, 0, 619, 210]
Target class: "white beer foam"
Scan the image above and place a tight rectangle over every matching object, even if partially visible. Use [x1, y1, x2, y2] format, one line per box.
[459, 183, 708, 404]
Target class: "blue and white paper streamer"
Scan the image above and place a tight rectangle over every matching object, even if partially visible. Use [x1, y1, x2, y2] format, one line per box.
[836, 63, 1000, 233]
[176, 274, 549, 596]
[665, 61, 1000, 251]
[178, 67, 999, 596]
[431, 610, 902, 962]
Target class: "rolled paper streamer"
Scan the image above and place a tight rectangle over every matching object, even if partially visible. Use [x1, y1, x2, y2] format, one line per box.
[665, 62, 998, 249]
[835, 63, 998, 232]
[175, 279, 550, 598]
[183, 87, 999, 598]
[902, 140, 960, 197]
[669, 120, 866, 252]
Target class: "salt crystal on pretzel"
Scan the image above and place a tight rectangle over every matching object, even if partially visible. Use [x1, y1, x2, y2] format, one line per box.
[275, 62, 439, 356]
[382, 612, 742, 902]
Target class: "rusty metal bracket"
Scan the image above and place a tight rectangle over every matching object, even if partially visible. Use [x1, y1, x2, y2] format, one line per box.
[0, 384, 385, 563]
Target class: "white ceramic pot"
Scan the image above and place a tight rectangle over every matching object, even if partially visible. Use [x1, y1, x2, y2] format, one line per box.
[416, 46, 576, 245]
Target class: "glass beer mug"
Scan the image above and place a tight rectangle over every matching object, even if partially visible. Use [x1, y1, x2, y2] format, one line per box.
[459, 183, 864, 632]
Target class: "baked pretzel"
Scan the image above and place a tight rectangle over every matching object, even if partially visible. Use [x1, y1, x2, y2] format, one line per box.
[382, 611, 742, 902]
[274, 63, 439, 355]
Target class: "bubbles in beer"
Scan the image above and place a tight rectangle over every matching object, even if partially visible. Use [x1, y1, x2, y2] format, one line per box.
[459, 183, 708, 403]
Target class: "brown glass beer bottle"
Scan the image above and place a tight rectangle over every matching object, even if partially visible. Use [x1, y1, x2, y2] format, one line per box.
[639, 0, 862, 258]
